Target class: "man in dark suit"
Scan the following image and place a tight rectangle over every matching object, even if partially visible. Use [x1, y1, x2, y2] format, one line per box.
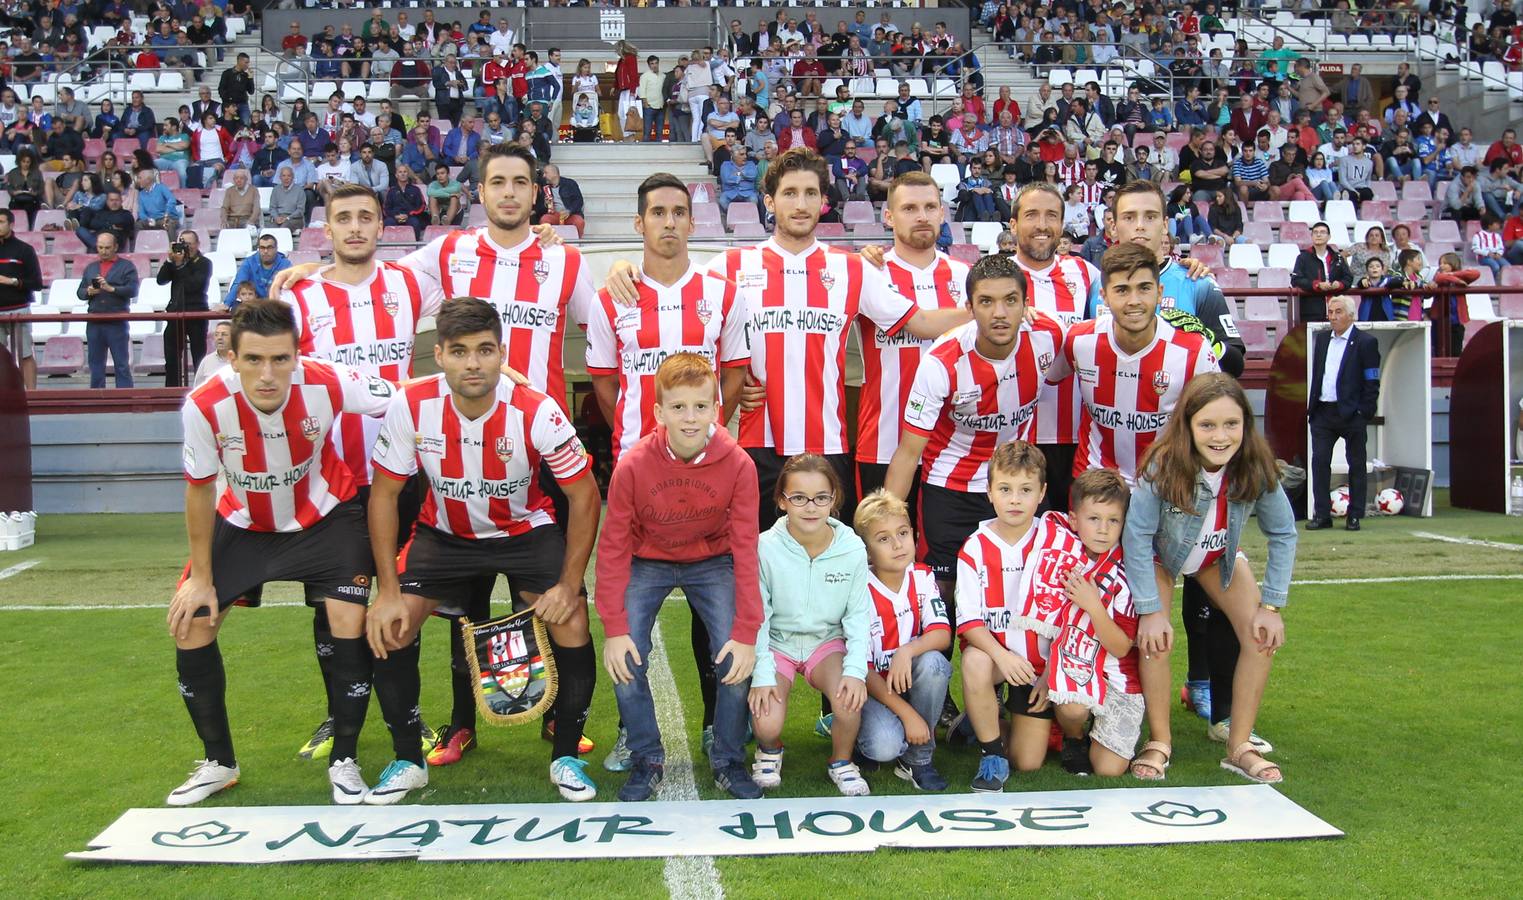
[535, 164, 585, 237]
[724, 18, 755, 58]
[1307, 295, 1382, 531]
[1290, 221, 1352, 322]
[432, 54, 470, 126]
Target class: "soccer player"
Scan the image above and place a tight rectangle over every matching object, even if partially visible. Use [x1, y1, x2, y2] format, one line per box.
[855, 171, 971, 509]
[885, 254, 1062, 609]
[1044, 243, 1219, 485]
[366, 298, 603, 803]
[167, 300, 397, 806]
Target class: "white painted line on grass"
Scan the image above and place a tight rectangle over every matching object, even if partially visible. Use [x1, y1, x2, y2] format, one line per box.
[649, 619, 724, 900]
[1291, 574, 1523, 585]
[0, 600, 307, 611]
[1410, 531, 1523, 552]
[0, 560, 40, 580]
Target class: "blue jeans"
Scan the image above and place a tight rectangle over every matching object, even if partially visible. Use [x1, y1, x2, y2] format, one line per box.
[155, 156, 189, 184]
[1385, 157, 1422, 180]
[1310, 180, 1338, 202]
[1483, 192, 1522, 219]
[643, 107, 665, 141]
[612, 555, 751, 770]
[1479, 255, 1505, 278]
[86, 321, 133, 388]
[856, 652, 951, 766]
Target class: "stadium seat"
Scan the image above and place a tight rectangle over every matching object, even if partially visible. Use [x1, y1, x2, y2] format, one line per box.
[37, 256, 65, 283]
[905, 78, 931, 98]
[298, 229, 332, 253]
[691, 203, 722, 226]
[1279, 222, 1311, 246]
[1228, 243, 1264, 272]
[1370, 182, 1399, 202]
[32, 209, 67, 231]
[853, 224, 888, 241]
[1398, 222, 1425, 243]
[1266, 243, 1300, 270]
[1073, 69, 1101, 88]
[341, 80, 366, 99]
[1498, 292, 1523, 316]
[139, 281, 171, 312]
[51, 233, 85, 256]
[1234, 319, 1276, 352]
[1428, 220, 1462, 245]
[1324, 200, 1359, 228]
[1189, 244, 1223, 269]
[730, 222, 767, 240]
[49, 279, 81, 307]
[1243, 222, 1276, 246]
[1214, 267, 1249, 289]
[38, 335, 84, 376]
[821, 79, 844, 99]
[816, 223, 847, 238]
[157, 71, 184, 91]
[1047, 69, 1074, 88]
[969, 222, 1005, 252]
[1257, 267, 1292, 290]
[133, 337, 167, 377]
[1287, 200, 1321, 225]
[1402, 181, 1434, 203]
[841, 201, 876, 227]
[1251, 201, 1284, 223]
[691, 222, 727, 240]
[1500, 266, 1523, 288]
[948, 243, 981, 266]
[1483, 61, 1508, 90]
[1360, 201, 1393, 222]
[382, 226, 416, 245]
[726, 204, 761, 229]
[135, 231, 170, 255]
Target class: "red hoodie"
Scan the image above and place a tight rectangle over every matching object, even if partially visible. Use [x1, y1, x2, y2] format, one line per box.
[595, 424, 761, 643]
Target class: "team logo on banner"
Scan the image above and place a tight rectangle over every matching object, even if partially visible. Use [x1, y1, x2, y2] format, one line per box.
[695, 298, 713, 324]
[1153, 371, 1171, 396]
[533, 260, 550, 284]
[495, 437, 513, 462]
[462, 609, 557, 725]
[301, 417, 321, 441]
[381, 292, 400, 317]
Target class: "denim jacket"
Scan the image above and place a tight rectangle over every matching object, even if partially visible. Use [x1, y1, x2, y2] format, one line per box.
[1123, 469, 1298, 615]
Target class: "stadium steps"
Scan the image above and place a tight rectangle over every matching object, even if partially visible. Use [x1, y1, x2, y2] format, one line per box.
[552, 142, 710, 238]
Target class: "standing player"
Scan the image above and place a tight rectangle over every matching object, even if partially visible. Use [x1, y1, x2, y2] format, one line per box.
[366, 299, 603, 803]
[167, 300, 397, 806]
[855, 171, 971, 512]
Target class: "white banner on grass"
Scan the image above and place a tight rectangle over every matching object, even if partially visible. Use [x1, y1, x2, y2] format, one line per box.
[70, 785, 1340, 864]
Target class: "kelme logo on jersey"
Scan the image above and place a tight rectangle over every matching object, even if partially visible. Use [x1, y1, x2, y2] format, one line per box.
[301, 416, 321, 441]
[533, 260, 550, 284]
[495, 436, 514, 462]
[1152, 370, 1171, 396]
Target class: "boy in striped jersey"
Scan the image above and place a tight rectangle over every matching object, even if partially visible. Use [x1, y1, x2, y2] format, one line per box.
[366, 298, 603, 804]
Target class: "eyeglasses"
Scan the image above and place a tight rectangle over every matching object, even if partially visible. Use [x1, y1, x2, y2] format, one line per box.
[784, 493, 835, 508]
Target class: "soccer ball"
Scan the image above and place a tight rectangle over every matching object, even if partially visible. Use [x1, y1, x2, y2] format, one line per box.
[1376, 488, 1405, 515]
[1330, 486, 1351, 518]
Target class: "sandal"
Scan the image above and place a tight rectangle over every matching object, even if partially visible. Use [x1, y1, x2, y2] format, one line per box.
[1129, 741, 1171, 781]
[1221, 742, 1283, 784]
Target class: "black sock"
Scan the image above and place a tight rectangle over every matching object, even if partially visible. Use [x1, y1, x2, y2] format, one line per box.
[979, 738, 1005, 758]
[549, 638, 595, 760]
[1182, 578, 1211, 683]
[327, 637, 372, 765]
[448, 619, 478, 732]
[313, 606, 336, 715]
[689, 611, 717, 728]
[371, 634, 424, 765]
[177, 642, 235, 767]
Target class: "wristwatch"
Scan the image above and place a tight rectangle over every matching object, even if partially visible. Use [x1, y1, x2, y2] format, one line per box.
[1258, 602, 1281, 614]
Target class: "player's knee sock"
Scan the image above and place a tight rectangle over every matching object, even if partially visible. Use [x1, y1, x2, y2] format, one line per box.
[372, 635, 424, 765]
[449, 620, 478, 732]
[549, 638, 595, 760]
[313, 605, 336, 712]
[327, 637, 372, 764]
[177, 642, 235, 767]
[689, 611, 717, 728]
[1182, 579, 1211, 683]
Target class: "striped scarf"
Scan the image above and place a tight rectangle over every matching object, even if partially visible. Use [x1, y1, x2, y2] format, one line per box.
[1045, 545, 1128, 712]
[1011, 512, 1086, 639]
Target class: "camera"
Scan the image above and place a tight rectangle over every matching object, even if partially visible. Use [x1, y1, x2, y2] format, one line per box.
[171, 241, 187, 255]
[92, 276, 104, 289]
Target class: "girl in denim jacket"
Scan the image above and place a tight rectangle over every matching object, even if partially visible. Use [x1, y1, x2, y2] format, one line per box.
[1122, 374, 1297, 785]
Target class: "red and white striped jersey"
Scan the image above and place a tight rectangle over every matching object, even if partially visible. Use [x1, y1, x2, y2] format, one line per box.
[866, 563, 950, 673]
[1079, 180, 1107, 208]
[182, 359, 396, 532]
[901, 314, 1064, 493]
[713, 238, 916, 455]
[1046, 314, 1219, 484]
[1180, 468, 1229, 576]
[401, 229, 596, 406]
[855, 249, 969, 464]
[1050, 551, 1141, 695]
[954, 518, 1051, 672]
[1018, 254, 1099, 445]
[584, 264, 750, 458]
[372, 374, 590, 540]
[1055, 158, 1085, 188]
[282, 261, 439, 485]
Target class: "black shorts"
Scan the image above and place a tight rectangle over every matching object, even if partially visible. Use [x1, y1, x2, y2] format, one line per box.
[290, 475, 425, 608]
[1039, 442, 1077, 514]
[399, 523, 563, 618]
[856, 460, 920, 529]
[193, 497, 373, 615]
[1005, 681, 1056, 720]
[919, 480, 994, 580]
[749, 447, 856, 532]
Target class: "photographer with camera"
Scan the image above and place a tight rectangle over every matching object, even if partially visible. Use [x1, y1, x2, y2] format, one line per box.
[156, 230, 213, 388]
[77, 232, 139, 389]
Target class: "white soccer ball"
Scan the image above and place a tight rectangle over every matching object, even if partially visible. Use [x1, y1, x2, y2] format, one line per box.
[1376, 488, 1405, 516]
[1330, 486, 1350, 518]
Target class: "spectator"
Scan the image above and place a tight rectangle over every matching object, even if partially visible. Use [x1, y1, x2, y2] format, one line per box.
[39, 119, 84, 171]
[778, 108, 817, 152]
[718, 144, 758, 213]
[1353, 257, 1402, 322]
[701, 96, 741, 167]
[1380, 128, 1422, 186]
[1294, 58, 1331, 113]
[75, 189, 134, 251]
[191, 86, 222, 126]
[683, 50, 714, 142]
[1269, 142, 1317, 202]
[1167, 183, 1210, 244]
[265, 165, 307, 234]
[54, 87, 90, 132]
[119, 91, 157, 151]
[432, 53, 470, 126]
[1341, 63, 1374, 113]
[1346, 225, 1394, 276]
[442, 112, 482, 184]
[350, 143, 390, 196]
[1478, 158, 1523, 218]
[251, 130, 288, 188]
[1473, 213, 1508, 279]
[135, 169, 182, 238]
[156, 229, 212, 388]
[221, 168, 258, 230]
[535, 164, 585, 237]
[78, 231, 138, 389]
[218, 53, 256, 123]
[390, 42, 432, 101]
[1188, 139, 1230, 202]
[427, 164, 466, 226]
[224, 234, 291, 309]
[519, 113, 553, 164]
[639, 55, 666, 142]
[1208, 189, 1246, 244]
[1444, 165, 1485, 221]
[957, 159, 1000, 222]
[91, 99, 121, 143]
[1452, 128, 1483, 175]
[1292, 222, 1353, 321]
[384, 166, 429, 240]
[61, 173, 105, 225]
[1484, 127, 1523, 174]
[1336, 137, 1376, 205]
[833, 140, 870, 203]
[187, 112, 231, 188]
[1126, 144, 1162, 183]
[0, 208, 42, 389]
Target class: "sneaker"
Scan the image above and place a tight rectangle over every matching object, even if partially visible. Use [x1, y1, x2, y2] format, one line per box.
[542, 720, 596, 755]
[751, 746, 784, 789]
[813, 713, 833, 739]
[551, 755, 598, 801]
[970, 754, 1010, 793]
[365, 759, 428, 805]
[894, 758, 949, 792]
[1207, 719, 1274, 754]
[701, 725, 715, 759]
[1061, 737, 1094, 776]
[425, 726, 477, 766]
[603, 726, 632, 772]
[617, 759, 665, 802]
[944, 711, 975, 746]
[297, 717, 334, 759]
[827, 760, 871, 796]
[328, 758, 368, 805]
[1182, 680, 1212, 721]
[714, 761, 763, 799]
[167, 760, 240, 806]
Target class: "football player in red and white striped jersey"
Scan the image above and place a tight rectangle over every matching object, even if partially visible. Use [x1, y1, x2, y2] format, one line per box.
[1044, 243, 1220, 487]
[167, 300, 398, 808]
[854, 171, 970, 514]
[366, 298, 604, 804]
[586, 174, 751, 459]
[1008, 182, 1102, 512]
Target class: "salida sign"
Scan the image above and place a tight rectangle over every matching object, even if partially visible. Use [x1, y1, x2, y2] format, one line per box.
[71, 785, 1340, 864]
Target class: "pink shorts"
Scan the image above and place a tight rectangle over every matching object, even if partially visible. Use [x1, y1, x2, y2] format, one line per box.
[771, 638, 848, 687]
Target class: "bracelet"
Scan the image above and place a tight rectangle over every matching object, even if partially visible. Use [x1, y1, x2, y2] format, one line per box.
[1258, 602, 1281, 614]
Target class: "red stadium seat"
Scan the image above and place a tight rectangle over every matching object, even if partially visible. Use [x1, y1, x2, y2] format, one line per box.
[50, 232, 85, 256]
[1398, 222, 1425, 243]
[1251, 201, 1284, 223]
[1500, 266, 1523, 287]
[853, 224, 889, 241]
[948, 243, 981, 265]
[1428, 220, 1462, 245]
[135, 338, 166, 375]
[1214, 267, 1250, 289]
[1498, 292, 1523, 316]
[123, 253, 152, 277]
[726, 204, 761, 227]
[730, 222, 767, 240]
[1279, 222, 1311, 245]
[37, 256, 65, 282]
[382, 226, 417, 244]
[691, 203, 722, 226]
[82, 139, 105, 164]
[1190, 243, 1223, 269]
[1234, 320, 1277, 352]
[1395, 200, 1429, 221]
[1360, 201, 1392, 222]
[1370, 182, 1399, 202]
[1243, 222, 1275, 245]
[423, 225, 454, 242]
[38, 336, 84, 376]
[298, 228, 332, 252]
[815, 223, 847, 238]
[842, 201, 876, 227]
[158, 170, 181, 190]
[1401, 181, 1434, 202]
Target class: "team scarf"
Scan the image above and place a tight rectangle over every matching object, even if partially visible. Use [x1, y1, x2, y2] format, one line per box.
[1010, 511, 1087, 639]
[1046, 544, 1129, 713]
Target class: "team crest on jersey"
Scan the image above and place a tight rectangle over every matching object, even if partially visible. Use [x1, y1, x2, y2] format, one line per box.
[819, 270, 835, 291]
[1038, 352, 1053, 371]
[301, 416, 321, 441]
[495, 437, 514, 462]
[1152, 371, 1172, 395]
[948, 282, 962, 301]
[695, 298, 713, 324]
[533, 260, 550, 284]
[381, 291, 400, 317]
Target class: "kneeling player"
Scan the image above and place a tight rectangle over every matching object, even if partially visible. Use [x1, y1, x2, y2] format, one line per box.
[166, 300, 397, 806]
[365, 299, 602, 804]
[852, 490, 952, 791]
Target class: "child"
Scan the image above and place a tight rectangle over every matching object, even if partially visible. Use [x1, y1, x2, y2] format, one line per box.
[750, 454, 872, 797]
[1353, 256, 1399, 321]
[1394, 247, 1426, 321]
[1063, 183, 1090, 237]
[1473, 213, 1506, 279]
[595, 354, 763, 801]
[1046, 469, 1142, 778]
[958, 160, 999, 222]
[1429, 251, 1480, 351]
[955, 441, 1052, 793]
[1125, 373, 1296, 785]
[852, 490, 952, 791]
